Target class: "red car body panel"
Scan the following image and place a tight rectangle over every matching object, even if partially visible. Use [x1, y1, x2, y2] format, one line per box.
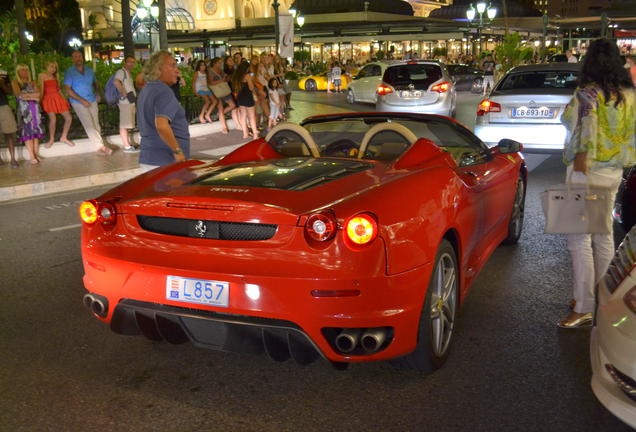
[80, 113, 525, 364]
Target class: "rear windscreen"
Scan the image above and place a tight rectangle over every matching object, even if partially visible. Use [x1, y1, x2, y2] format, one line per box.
[383, 64, 442, 89]
[497, 71, 579, 90]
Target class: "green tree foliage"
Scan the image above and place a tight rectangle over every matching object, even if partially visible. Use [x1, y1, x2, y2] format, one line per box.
[494, 33, 534, 74]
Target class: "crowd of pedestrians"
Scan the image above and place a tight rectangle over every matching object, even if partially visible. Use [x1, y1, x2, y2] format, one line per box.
[0, 49, 296, 168]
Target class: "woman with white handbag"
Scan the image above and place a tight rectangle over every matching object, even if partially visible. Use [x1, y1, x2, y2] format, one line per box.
[208, 57, 238, 134]
[558, 38, 636, 328]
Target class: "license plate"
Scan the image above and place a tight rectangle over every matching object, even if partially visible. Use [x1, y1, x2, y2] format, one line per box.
[400, 90, 422, 98]
[166, 275, 229, 307]
[511, 107, 554, 118]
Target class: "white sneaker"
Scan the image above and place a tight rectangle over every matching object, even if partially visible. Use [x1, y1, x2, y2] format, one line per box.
[123, 146, 140, 153]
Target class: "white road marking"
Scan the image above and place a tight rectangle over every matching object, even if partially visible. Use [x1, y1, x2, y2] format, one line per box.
[48, 223, 82, 232]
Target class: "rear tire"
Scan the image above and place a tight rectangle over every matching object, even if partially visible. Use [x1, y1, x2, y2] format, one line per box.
[391, 239, 458, 372]
[502, 174, 525, 245]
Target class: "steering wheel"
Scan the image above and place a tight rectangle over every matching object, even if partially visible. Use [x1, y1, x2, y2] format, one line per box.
[322, 139, 360, 158]
[358, 122, 418, 160]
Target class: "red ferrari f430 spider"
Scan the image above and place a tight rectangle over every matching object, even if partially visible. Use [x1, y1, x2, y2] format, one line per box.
[80, 113, 526, 371]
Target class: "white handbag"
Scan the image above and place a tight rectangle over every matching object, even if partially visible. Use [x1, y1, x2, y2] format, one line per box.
[540, 175, 614, 234]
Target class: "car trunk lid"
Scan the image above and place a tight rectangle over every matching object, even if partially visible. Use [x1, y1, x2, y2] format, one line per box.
[484, 92, 572, 124]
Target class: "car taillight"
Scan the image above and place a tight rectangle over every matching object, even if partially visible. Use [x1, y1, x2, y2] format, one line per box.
[625, 286, 636, 313]
[79, 201, 98, 224]
[477, 99, 502, 116]
[377, 84, 393, 95]
[345, 213, 378, 245]
[431, 82, 450, 93]
[79, 200, 117, 225]
[305, 212, 337, 242]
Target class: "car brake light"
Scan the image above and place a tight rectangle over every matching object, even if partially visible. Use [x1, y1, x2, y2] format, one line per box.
[477, 99, 502, 116]
[98, 202, 117, 224]
[79, 201, 98, 224]
[345, 213, 378, 245]
[625, 286, 636, 313]
[431, 82, 450, 93]
[377, 84, 393, 95]
[79, 200, 117, 225]
[305, 212, 337, 242]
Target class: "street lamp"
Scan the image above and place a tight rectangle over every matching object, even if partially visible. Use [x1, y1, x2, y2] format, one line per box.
[68, 37, 82, 49]
[137, 0, 159, 53]
[273, 0, 281, 55]
[466, 2, 497, 54]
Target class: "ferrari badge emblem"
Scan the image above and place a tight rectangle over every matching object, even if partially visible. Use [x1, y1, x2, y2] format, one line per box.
[194, 220, 207, 237]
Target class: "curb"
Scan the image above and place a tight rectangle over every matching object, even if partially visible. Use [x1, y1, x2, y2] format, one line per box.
[0, 167, 146, 202]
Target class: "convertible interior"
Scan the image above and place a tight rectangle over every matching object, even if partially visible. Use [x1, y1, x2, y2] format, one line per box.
[265, 115, 489, 167]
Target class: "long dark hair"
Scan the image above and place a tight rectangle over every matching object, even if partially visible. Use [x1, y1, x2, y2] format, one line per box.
[580, 38, 633, 106]
[231, 60, 251, 93]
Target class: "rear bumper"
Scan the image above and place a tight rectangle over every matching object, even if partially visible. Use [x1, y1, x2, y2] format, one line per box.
[82, 251, 433, 364]
[376, 93, 454, 116]
[474, 123, 566, 152]
[590, 276, 636, 429]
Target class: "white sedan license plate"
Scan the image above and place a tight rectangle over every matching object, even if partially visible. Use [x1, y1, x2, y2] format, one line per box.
[512, 107, 553, 118]
[166, 275, 229, 307]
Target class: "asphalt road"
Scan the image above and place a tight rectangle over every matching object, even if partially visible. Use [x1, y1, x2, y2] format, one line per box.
[0, 92, 631, 432]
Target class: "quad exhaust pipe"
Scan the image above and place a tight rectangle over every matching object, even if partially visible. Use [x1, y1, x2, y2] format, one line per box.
[83, 293, 109, 318]
[333, 327, 389, 354]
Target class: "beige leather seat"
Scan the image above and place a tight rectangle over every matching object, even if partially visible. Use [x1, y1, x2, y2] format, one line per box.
[358, 122, 418, 160]
[265, 122, 320, 158]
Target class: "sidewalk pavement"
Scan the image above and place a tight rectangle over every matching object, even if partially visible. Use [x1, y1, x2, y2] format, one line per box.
[0, 97, 357, 203]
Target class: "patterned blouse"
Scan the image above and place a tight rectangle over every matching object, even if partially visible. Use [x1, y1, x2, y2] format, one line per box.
[561, 85, 636, 169]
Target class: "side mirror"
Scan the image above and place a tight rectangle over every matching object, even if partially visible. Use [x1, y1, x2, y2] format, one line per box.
[497, 138, 522, 154]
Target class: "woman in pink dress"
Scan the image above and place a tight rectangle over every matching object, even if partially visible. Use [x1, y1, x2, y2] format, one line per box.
[38, 62, 74, 148]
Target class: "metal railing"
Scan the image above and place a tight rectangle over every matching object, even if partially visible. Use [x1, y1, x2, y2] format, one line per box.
[1, 95, 207, 146]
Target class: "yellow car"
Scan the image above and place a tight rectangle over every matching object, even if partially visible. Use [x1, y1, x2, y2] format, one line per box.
[298, 72, 352, 91]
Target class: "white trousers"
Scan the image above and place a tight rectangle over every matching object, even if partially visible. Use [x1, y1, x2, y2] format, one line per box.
[565, 166, 623, 313]
[482, 75, 495, 94]
[71, 101, 103, 147]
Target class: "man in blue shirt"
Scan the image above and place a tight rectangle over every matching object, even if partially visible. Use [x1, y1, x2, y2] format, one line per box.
[64, 50, 112, 155]
[137, 51, 190, 170]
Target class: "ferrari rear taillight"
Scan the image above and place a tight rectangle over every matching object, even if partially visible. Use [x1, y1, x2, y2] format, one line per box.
[345, 213, 378, 245]
[79, 201, 98, 224]
[305, 212, 337, 242]
[431, 82, 450, 93]
[377, 84, 393, 95]
[477, 99, 501, 116]
[79, 200, 117, 225]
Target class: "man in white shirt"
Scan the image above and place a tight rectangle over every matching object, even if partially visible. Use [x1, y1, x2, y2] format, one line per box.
[566, 50, 578, 63]
[114, 56, 138, 152]
[331, 62, 342, 93]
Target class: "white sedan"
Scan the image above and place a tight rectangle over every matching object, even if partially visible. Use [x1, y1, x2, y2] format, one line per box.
[591, 226, 636, 429]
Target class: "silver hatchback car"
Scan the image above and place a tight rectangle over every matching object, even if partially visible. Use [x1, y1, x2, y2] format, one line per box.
[376, 60, 457, 117]
[474, 63, 581, 152]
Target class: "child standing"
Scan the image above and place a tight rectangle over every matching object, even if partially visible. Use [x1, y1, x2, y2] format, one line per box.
[267, 78, 284, 130]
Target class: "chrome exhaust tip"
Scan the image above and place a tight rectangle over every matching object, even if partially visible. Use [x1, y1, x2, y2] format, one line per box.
[361, 328, 387, 353]
[83, 294, 95, 310]
[91, 298, 106, 316]
[334, 328, 362, 353]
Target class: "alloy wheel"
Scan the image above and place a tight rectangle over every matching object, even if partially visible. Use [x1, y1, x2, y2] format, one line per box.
[429, 252, 457, 358]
